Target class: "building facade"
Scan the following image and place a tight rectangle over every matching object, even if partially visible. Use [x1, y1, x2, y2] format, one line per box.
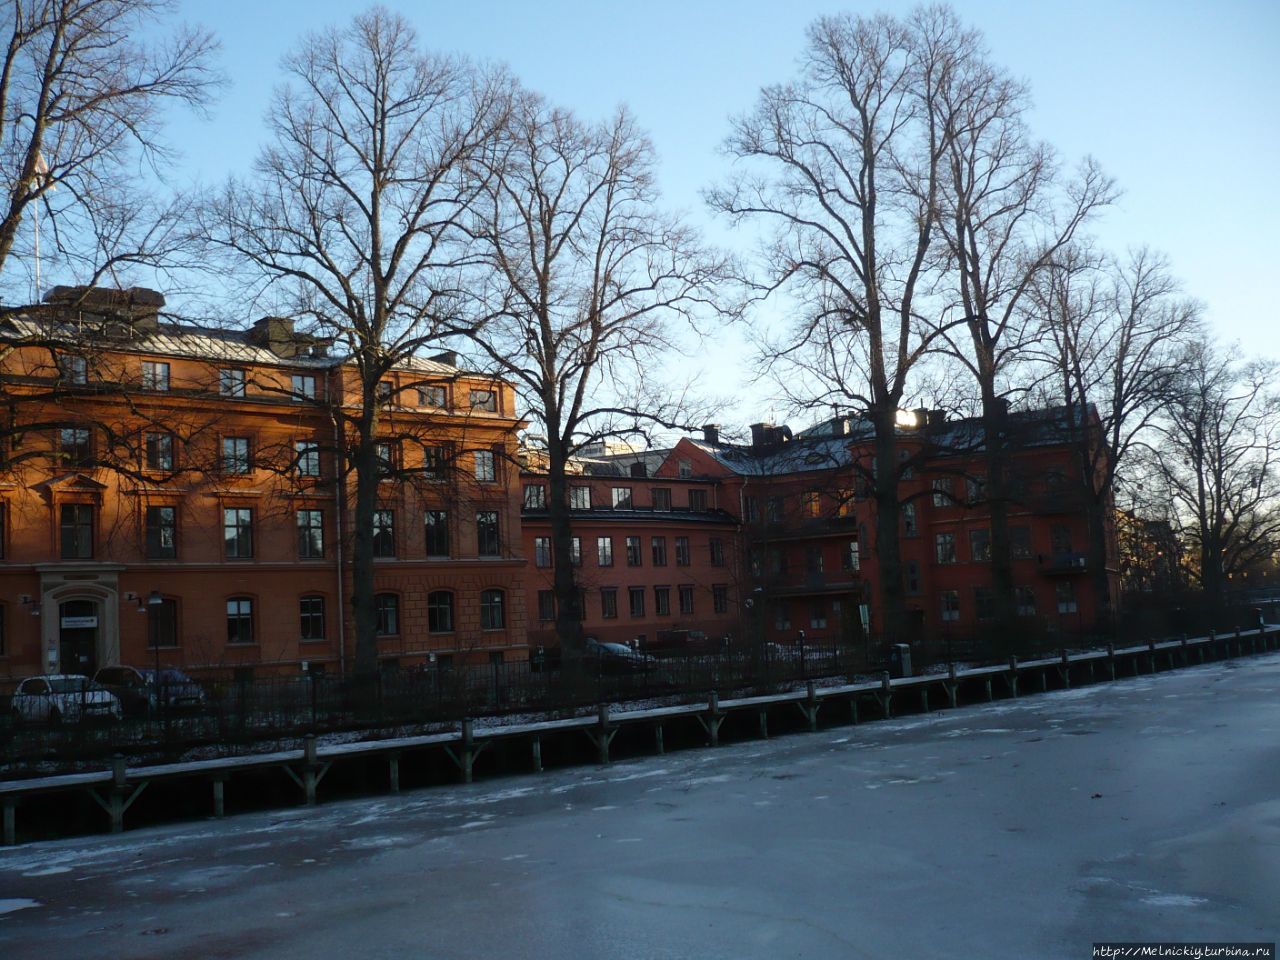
[0, 287, 527, 681]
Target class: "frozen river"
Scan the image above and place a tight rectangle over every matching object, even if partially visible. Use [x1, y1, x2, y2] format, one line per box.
[2, 655, 1278, 959]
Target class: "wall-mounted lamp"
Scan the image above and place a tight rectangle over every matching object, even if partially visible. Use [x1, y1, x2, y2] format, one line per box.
[19, 594, 40, 617]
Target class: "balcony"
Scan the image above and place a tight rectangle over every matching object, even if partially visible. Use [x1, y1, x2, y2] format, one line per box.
[1038, 551, 1087, 576]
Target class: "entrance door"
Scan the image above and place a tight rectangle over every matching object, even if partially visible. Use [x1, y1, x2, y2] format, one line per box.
[59, 599, 100, 676]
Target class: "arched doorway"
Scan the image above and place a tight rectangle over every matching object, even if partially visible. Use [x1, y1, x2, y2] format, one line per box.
[59, 599, 100, 676]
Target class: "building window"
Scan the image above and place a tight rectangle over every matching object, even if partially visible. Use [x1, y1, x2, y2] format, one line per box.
[147, 598, 177, 649]
[709, 538, 725, 566]
[679, 584, 694, 615]
[372, 510, 396, 557]
[227, 597, 254, 644]
[1056, 581, 1077, 614]
[59, 427, 92, 466]
[774, 603, 791, 631]
[651, 487, 671, 511]
[570, 537, 582, 566]
[474, 450, 496, 482]
[376, 593, 400, 635]
[1011, 526, 1032, 559]
[688, 489, 708, 511]
[300, 596, 326, 641]
[651, 536, 667, 566]
[625, 536, 642, 566]
[469, 389, 497, 412]
[903, 502, 918, 537]
[803, 490, 821, 517]
[1051, 524, 1073, 554]
[905, 560, 921, 595]
[224, 507, 253, 558]
[297, 509, 324, 559]
[970, 529, 991, 562]
[60, 503, 93, 558]
[974, 586, 995, 620]
[419, 385, 447, 407]
[523, 484, 547, 509]
[376, 441, 398, 478]
[744, 496, 759, 523]
[597, 536, 613, 566]
[766, 497, 783, 523]
[427, 591, 454, 632]
[376, 380, 394, 404]
[219, 368, 246, 397]
[940, 590, 960, 622]
[424, 510, 449, 556]
[806, 545, 824, 574]
[477, 511, 500, 556]
[1016, 586, 1037, 617]
[629, 586, 645, 618]
[935, 532, 957, 564]
[612, 487, 633, 509]
[142, 361, 170, 391]
[222, 436, 251, 474]
[144, 432, 174, 471]
[932, 478, 952, 507]
[600, 588, 618, 619]
[678, 459, 692, 479]
[570, 486, 591, 509]
[481, 589, 505, 630]
[843, 539, 860, 572]
[769, 548, 787, 575]
[145, 506, 177, 559]
[60, 353, 87, 384]
[675, 536, 690, 566]
[654, 586, 671, 616]
[291, 374, 316, 401]
[810, 601, 827, 629]
[966, 475, 986, 504]
[290, 441, 319, 477]
[535, 536, 552, 568]
[713, 584, 728, 614]
[423, 445, 448, 480]
[537, 590, 556, 621]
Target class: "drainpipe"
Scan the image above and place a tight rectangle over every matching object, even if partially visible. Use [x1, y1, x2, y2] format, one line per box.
[329, 399, 347, 679]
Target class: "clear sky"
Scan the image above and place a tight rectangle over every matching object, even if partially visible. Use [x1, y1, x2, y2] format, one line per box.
[165, 0, 1278, 428]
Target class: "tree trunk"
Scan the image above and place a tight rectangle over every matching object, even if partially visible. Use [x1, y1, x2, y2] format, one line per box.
[545, 430, 584, 657]
[982, 394, 1017, 648]
[872, 410, 906, 646]
[350, 407, 380, 680]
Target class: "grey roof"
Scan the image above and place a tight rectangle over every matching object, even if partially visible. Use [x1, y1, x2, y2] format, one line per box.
[0, 315, 458, 374]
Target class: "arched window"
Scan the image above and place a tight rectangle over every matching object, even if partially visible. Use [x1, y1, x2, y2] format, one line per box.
[480, 589, 505, 630]
[427, 591, 453, 633]
[375, 593, 399, 636]
[226, 597, 254, 645]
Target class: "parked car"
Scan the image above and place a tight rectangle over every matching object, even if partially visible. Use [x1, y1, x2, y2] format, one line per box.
[583, 638, 660, 675]
[93, 666, 207, 716]
[11, 675, 121, 726]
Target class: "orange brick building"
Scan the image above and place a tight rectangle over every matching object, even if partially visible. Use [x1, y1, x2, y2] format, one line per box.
[0, 287, 527, 681]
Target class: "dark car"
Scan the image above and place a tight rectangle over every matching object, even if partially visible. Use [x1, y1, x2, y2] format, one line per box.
[94, 666, 206, 716]
[583, 638, 660, 675]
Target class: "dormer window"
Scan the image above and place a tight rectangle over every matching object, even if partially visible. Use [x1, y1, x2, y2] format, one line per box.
[60, 354, 87, 385]
[469, 389, 497, 412]
[291, 374, 316, 401]
[142, 361, 170, 392]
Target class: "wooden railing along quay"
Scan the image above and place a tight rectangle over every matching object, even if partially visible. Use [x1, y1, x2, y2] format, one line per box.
[3, 625, 1277, 846]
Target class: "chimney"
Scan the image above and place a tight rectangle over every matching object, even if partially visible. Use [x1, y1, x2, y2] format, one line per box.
[629, 461, 647, 478]
[702, 424, 720, 445]
[43, 285, 165, 330]
[830, 417, 846, 438]
[250, 316, 302, 356]
[430, 350, 458, 368]
[750, 422, 770, 449]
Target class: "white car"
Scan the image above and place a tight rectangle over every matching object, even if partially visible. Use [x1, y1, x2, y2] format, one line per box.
[11, 674, 122, 726]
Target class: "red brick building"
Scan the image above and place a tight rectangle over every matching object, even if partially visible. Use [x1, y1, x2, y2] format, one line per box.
[0, 287, 528, 681]
[519, 457, 742, 651]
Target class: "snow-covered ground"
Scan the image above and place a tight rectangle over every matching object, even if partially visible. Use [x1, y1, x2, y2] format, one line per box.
[2, 655, 1277, 959]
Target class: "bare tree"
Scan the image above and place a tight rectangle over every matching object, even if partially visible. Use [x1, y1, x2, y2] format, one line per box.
[1032, 246, 1200, 627]
[0, 0, 219, 298]
[927, 22, 1115, 635]
[462, 90, 731, 654]
[1150, 341, 1280, 623]
[197, 9, 509, 680]
[707, 8, 975, 645]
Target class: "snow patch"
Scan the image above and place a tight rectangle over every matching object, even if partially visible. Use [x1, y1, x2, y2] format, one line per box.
[1142, 894, 1209, 907]
[342, 836, 407, 850]
[21, 866, 71, 877]
[0, 899, 41, 915]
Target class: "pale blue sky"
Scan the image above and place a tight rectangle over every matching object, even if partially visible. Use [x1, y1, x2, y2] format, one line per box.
[167, 0, 1278, 426]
